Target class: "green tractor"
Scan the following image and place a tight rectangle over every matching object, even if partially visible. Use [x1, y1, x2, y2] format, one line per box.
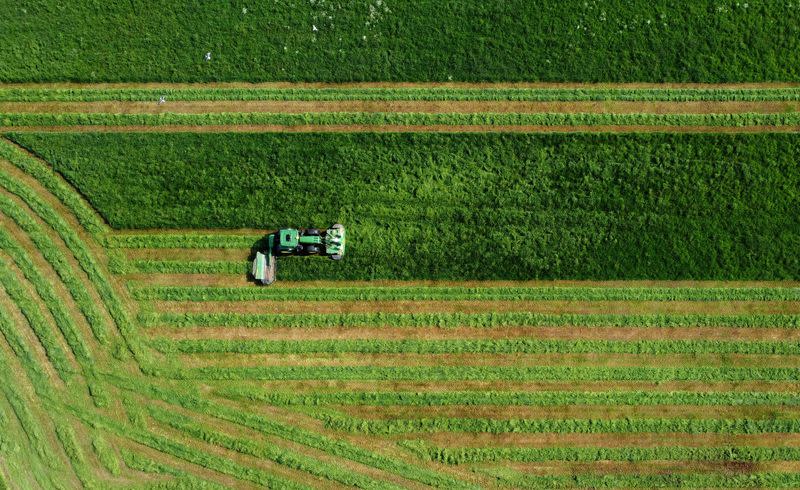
[251, 224, 345, 285]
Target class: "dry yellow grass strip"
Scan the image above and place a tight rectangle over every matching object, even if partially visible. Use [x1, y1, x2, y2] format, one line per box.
[149, 325, 800, 342]
[153, 299, 800, 315]
[2, 100, 798, 114]
[174, 352, 800, 369]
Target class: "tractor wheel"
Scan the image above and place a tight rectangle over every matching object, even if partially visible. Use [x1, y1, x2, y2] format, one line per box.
[303, 245, 321, 255]
[331, 223, 343, 230]
[303, 228, 321, 236]
[329, 254, 343, 261]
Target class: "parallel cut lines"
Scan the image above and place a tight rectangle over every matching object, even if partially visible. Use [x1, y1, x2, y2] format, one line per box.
[0, 193, 110, 346]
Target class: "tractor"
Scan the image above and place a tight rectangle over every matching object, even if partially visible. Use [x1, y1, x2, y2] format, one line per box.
[251, 224, 345, 285]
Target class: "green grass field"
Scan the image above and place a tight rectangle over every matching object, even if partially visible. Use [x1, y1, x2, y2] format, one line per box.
[1, 4, 799, 488]
[8, 131, 798, 279]
[2, 1, 800, 82]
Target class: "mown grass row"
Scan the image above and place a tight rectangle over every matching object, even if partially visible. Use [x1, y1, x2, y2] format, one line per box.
[132, 285, 800, 302]
[214, 388, 800, 408]
[0, 347, 57, 470]
[143, 312, 800, 329]
[0, 227, 96, 378]
[90, 433, 120, 477]
[149, 338, 800, 356]
[5, 87, 800, 102]
[53, 420, 94, 488]
[0, 260, 74, 383]
[148, 404, 404, 490]
[106, 377, 474, 489]
[0, 193, 109, 344]
[0, 146, 151, 368]
[318, 412, 800, 435]
[164, 366, 800, 382]
[5, 111, 800, 128]
[0, 222, 108, 407]
[400, 440, 800, 464]
[480, 467, 800, 489]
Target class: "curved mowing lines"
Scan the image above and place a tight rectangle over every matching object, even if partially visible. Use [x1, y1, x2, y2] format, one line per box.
[0, 133, 799, 486]
[0, 227, 95, 372]
[0, 299, 60, 398]
[0, 340, 74, 486]
[0, 160, 150, 369]
[0, 140, 107, 237]
[0, 192, 110, 344]
[0, 256, 75, 382]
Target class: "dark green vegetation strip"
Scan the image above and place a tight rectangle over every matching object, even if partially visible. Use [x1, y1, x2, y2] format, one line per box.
[401, 441, 800, 464]
[319, 413, 800, 435]
[1, 1, 799, 82]
[5, 87, 800, 102]
[10, 132, 799, 280]
[5, 112, 800, 127]
[150, 338, 800, 356]
[216, 388, 800, 408]
[133, 285, 800, 302]
[144, 312, 800, 329]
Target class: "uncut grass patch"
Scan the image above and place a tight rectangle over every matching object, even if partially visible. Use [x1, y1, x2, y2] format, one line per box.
[10, 132, 798, 280]
[1, 1, 799, 83]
